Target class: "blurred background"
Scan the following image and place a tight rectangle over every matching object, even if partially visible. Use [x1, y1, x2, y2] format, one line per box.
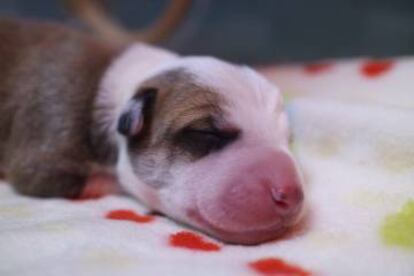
[1, 0, 414, 64]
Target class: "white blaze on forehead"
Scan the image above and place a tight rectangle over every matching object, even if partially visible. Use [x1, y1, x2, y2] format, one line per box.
[174, 56, 288, 148]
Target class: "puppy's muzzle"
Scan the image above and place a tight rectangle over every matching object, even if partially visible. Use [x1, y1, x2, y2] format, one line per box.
[194, 149, 304, 245]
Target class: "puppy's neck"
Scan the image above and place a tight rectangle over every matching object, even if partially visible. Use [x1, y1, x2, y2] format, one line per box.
[91, 43, 178, 164]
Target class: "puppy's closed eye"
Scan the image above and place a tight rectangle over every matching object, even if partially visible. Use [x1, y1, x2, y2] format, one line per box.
[173, 124, 239, 159]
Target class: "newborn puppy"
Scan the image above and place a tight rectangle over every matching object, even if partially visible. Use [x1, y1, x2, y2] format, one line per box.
[0, 18, 304, 244]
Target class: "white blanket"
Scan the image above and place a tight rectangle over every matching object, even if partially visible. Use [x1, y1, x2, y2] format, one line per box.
[1, 58, 413, 276]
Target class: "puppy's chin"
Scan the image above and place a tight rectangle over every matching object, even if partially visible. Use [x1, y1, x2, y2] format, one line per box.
[188, 202, 304, 245]
[185, 207, 290, 245]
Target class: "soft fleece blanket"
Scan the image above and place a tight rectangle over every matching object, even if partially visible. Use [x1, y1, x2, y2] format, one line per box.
[1, 58, 413, 276]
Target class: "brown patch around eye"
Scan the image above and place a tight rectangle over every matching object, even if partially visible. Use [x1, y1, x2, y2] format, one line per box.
[128, 68, 237, 184]
[132, 68, 225, 148]
[126, 69, 240, 189]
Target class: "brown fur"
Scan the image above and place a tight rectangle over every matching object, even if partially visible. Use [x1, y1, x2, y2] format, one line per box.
[141, 69, 223, 146]
[0, 18, 237, 198]
[126, 69, 238, 188]
[0, 18, 119, 197]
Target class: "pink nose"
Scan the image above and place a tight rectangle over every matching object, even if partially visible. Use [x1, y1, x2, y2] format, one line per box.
[271, 184, 303, 215]
[268, 155, 304, 217]
[196, 150, 304, 244]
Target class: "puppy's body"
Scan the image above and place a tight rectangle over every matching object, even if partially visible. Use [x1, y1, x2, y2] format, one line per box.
[0, 18, 304, 244]
[0, 18, 119, 196]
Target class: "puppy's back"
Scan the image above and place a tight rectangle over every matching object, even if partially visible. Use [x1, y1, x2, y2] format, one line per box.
[0, 18, 118, 196]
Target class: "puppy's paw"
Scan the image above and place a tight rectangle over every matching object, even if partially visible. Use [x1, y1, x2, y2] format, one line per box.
[78, 173, 119, 200]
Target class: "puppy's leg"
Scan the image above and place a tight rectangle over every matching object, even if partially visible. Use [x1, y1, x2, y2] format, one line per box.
[8, 153, 90, 198]
[81, 171, 119, 199]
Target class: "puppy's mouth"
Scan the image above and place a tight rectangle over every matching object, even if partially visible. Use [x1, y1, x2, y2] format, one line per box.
[187, 207, 291, 245]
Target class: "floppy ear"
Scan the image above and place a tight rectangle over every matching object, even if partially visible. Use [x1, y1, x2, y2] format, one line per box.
[117, 88, 157, 137]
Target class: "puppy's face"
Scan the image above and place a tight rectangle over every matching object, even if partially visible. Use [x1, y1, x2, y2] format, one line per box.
[116, 57, 304, 244]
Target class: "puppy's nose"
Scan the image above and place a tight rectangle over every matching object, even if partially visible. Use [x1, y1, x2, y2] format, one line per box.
[266, 151, 304, 217]
[271, 183, 304, 215]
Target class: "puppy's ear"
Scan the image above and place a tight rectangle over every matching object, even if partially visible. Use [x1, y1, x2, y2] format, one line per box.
[117, 88, 157, 137]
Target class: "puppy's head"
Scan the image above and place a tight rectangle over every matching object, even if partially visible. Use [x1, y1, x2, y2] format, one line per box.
[115, 57, 304, 245]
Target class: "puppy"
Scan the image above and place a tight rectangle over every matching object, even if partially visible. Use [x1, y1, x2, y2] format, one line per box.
[0, 18, 304, 245]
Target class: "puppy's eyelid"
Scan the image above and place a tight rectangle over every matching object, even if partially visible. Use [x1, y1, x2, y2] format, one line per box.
[184, 128, 222, 140]
[182, 116, 215, 131]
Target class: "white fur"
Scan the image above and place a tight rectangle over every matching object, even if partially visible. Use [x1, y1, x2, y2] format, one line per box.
[94, 44, 178, 146]
[95, 44, 176, 207]
[96, 43, 296, 239]
[97, 44, 289, 153]
[176, 57, 288, 148]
